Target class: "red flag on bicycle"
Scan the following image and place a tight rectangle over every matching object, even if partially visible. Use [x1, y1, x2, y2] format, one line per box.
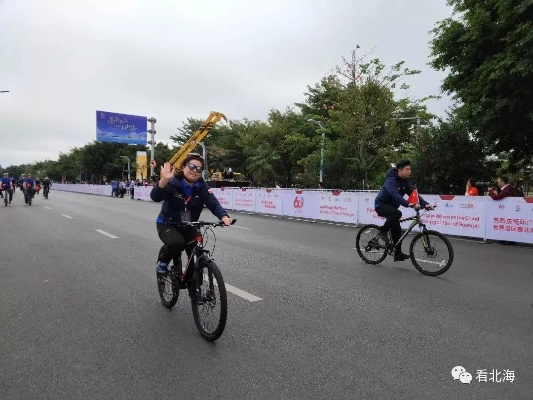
[407, 188, 419, 204]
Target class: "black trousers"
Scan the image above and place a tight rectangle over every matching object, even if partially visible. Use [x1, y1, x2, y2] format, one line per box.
[376, 204, 403, 253]
[156, 223, 196, 265]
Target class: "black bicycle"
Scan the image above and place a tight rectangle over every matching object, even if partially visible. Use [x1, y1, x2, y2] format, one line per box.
[43, 185, 50, 199]
[355, 206, 454, 276]
[157, 218, 236, 341]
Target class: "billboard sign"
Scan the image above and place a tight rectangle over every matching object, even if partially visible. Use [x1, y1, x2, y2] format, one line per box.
[136, 151, 147, 181]
[96, 110, 147, 145]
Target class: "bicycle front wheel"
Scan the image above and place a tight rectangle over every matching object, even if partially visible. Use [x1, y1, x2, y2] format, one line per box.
[191, 258, 227, 342]
[157, 270, 179, 308]
[356, 224, 388, 265]
[409, 230, 454, 276]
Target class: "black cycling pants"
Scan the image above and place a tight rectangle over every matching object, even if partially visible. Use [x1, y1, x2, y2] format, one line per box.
[376, 204, 403, 248]
[156, 223, 196, 265]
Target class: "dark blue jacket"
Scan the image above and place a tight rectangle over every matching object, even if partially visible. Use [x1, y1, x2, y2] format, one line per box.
[150, 177, 228, 224]
[23, 178, 35, 189]
[374, 168, 427, 210]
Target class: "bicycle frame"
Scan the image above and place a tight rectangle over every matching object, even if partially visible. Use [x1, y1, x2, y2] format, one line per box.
[395, 210, 425, 244]
[163, 219, 235, 285]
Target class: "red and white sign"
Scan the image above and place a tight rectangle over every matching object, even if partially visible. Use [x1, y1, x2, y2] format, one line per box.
[211, 187, 233, 209]
[281, 190, 319, 219]
[421, 194, 486, 238]
[317, 190, 357, 223]
[232, 187, 256, 212]
[485, 197, 533, 243]
[255, 188, 282, 214]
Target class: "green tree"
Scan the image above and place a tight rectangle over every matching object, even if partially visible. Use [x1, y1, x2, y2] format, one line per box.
[327, 49, 429, 189]
[430, 0, 533, 162]
[410, 112, 497, 194]
[246, 142, 280, 186]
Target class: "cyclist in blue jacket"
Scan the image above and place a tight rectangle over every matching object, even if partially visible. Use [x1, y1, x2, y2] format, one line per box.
[1, 173, 13, 203]
[23, 173, 36, 204]
[374, 160, 433, 261]
[150, 153, 232, 275]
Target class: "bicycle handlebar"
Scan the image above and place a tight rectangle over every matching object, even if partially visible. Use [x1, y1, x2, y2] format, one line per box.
[399, 205, 436, 223]
[164, 218, 237, 227]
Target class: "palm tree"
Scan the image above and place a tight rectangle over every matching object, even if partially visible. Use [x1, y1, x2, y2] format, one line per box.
[246, 143, 280, 185]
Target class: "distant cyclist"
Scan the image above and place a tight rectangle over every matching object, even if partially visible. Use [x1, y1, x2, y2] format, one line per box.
[23, 173, 36, 204]
[374, 160, 433, 261]
[1, 173, 13, 203]
[42, 177, 52, 197]
[150, 153, 232, 275]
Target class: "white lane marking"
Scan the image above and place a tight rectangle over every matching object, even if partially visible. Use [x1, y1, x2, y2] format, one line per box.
[60, 214, 73, 219]
[223, 283, 263, 302]
[232, 226, 250, 230]
[45, 206, 51, 209]
[119, 205, 130, 208]
[96, 229, 119, 239]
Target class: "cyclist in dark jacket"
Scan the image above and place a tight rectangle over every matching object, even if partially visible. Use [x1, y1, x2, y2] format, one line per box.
[150, 153, 232, 275]
[374, 160, 433, 261]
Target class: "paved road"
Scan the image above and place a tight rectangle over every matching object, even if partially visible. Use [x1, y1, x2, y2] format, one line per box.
[1, 189, 531, 400]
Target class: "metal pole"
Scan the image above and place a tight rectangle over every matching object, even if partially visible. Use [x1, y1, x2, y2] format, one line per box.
[307, 119, 326, 186]
[120, 156, 131, 182]
[320, 129, 324, 185]
[192, 141, 207, 180]
[147, 117, 157, 177]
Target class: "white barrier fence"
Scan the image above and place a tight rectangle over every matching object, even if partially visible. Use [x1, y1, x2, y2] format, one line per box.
[54, 185, 533, 244]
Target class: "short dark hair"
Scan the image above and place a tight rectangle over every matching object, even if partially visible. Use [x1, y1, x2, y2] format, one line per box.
[499, 177, 508, 184]
[396, 160, 411, 170]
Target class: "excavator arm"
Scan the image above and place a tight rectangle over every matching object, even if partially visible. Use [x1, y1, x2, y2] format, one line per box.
[169, 111, 227, 169]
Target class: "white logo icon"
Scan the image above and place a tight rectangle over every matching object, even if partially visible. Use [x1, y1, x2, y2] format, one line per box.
[459, 371, 473, 384]
[451, 366, 466, 380]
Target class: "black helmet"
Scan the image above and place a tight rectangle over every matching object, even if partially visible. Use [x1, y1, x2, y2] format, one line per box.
[182, 152, 205, 166]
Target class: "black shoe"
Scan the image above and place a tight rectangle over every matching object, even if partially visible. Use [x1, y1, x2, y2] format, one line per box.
[394, 253, 410, 262]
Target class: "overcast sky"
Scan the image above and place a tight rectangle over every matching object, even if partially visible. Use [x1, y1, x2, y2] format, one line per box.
[0, 0, 452, 168]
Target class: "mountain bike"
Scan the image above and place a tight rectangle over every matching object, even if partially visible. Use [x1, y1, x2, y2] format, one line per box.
[355, 206, 454, 276]
[156, 218, 236, 341]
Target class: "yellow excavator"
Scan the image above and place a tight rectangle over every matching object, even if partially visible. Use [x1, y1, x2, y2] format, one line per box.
[168, 111, 227, 169]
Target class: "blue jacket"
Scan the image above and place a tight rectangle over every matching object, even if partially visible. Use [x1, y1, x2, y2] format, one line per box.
[374, 168, 427, 210]
[150, 177, 228, 224]
[23, 178, 35, 189]
[1, 177, 12, 188]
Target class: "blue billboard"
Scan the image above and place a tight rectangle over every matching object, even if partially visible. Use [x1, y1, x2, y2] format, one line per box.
[96, 111, 147, 145]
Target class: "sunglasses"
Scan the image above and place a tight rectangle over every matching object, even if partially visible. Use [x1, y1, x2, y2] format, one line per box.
[186, 163, 204, 173]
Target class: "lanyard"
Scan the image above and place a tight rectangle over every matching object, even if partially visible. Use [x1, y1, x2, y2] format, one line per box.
[184, 195, 192, 211]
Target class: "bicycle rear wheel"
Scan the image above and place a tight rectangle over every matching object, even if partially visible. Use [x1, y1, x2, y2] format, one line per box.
[356, 224, 388, 265]
[191, 257, 227, 342]
[157, 268, 179, 308]
[409, 230, 454, 276]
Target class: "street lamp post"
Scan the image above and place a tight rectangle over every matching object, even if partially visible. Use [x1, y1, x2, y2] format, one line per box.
[191, 141, 207, 180]
[147, 117, 157, 177]
[308, 119, 326, 186]
[120, 156, 131, 182]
